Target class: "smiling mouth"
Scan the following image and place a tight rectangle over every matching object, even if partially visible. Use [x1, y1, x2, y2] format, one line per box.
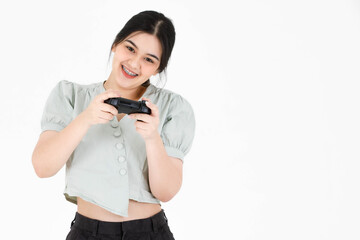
[122, 65, 138, 77]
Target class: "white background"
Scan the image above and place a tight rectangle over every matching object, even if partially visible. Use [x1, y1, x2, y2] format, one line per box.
[0, 0, 359, 239]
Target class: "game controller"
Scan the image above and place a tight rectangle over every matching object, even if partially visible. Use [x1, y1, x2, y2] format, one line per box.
[104, 97, 151, 115]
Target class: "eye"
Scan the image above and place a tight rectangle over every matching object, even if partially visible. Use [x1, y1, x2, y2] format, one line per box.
[126, 46, 135, 52]
[145, 57, 154, 63]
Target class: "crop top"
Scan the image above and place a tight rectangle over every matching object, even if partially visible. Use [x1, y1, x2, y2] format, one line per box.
[40, 80, 196, 217]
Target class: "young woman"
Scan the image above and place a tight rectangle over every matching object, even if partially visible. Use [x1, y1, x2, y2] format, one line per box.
[32, 10, 195, 240]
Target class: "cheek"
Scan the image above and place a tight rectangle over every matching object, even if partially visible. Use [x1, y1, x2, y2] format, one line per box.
[141, 64, 158, 76]
[113, 49, 129, 63]
[144, 60, 160, 72]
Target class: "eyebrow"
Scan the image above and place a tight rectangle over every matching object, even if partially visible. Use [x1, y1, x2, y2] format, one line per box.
[125, 39, 160, 61]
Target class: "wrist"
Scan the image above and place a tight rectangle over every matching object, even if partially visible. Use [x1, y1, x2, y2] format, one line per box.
[77, 111, 92, 129]
[144, 132, 162, 145]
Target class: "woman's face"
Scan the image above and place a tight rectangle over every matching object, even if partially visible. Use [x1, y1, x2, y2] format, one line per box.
[111, 31, 162, 89]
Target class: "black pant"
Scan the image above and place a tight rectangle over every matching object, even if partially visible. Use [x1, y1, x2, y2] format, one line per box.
[66, 209, 175, 240]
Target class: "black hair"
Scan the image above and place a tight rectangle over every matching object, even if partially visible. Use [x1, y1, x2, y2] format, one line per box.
[108, 10, 176, 87]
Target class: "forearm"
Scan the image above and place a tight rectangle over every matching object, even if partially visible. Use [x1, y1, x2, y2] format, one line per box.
[32, 112, 91, 178]
[146, 133, 182, 202]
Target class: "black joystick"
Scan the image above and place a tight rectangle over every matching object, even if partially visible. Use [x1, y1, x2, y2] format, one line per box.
[104, 97, 151, 115]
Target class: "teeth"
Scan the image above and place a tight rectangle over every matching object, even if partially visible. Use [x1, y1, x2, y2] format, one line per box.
[122, 65, 137, 76]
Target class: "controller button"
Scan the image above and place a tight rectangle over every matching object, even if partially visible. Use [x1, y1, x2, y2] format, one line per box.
[113, 131, 121, 137]
[119, 168, 127, 176]
[118, 156, 126, 163]
[116, 143, 123, 149]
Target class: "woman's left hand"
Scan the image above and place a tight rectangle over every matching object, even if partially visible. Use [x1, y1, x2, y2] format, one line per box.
[128, 97, 160, 141]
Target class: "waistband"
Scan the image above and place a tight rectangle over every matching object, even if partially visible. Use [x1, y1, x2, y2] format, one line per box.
[71, 209, 168, 236]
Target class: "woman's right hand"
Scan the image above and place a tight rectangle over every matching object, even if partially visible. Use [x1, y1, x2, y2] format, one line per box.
[82, 89, 121, 126]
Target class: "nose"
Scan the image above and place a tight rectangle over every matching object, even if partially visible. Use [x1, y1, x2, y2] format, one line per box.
[127, 55, 141, 71]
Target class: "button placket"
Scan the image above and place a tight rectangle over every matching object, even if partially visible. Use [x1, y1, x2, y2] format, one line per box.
[118, 156, 126, 163]
[114, 130, 121, 137]
[111, 118, 127, 176]
[116, 142, 124, 149]
[119, 168, 127, 175]
[111, 118, 119, 128]
[116, 145, 127, 176]
[114, 135, 127, 176]
[111, 118, 122, 138]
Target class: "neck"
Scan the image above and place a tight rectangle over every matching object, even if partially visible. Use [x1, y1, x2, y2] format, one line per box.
[104, 75, 148, 101]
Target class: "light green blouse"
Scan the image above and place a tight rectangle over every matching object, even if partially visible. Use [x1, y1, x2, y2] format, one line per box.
[40, 80, 196, 217]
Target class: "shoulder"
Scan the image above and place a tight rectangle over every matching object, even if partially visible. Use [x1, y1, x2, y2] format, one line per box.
[53, 80, 103, 97]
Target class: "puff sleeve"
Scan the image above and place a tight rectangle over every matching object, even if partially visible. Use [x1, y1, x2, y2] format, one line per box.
[161, 95, 196, 162]
[40, 80, 75, 132]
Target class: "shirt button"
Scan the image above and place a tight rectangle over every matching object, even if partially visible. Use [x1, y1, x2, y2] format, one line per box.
[118, 156, 126, 163]
[113, 131, 121, 137]
[111, 121, 119, 128]
[119, 169, 127, 175]
[116, 143, 123, 149]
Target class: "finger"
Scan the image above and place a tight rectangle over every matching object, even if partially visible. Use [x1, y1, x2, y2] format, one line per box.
[100, 103, 118, 116]
[129, 113, 151, 123]
[142, 97, 159, 117]
[134, 120, 148, 130]
[98, 89, 122, 102]
[99, 112, 114, 121]
[98, 119, 110, 124]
